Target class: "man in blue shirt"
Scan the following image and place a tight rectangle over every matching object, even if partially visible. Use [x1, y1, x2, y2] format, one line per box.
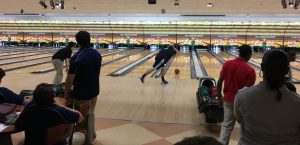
[0, 68, 24, 105]
[64, 31, 102, 145]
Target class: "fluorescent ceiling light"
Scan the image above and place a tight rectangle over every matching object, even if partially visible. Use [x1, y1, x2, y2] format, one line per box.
[206, 2, 213, 7]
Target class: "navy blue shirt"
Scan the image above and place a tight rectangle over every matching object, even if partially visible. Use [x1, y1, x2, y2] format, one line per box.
[15, 103, 80, 145]
[68, 48, 102, 100]
[0, 87, 24, 105]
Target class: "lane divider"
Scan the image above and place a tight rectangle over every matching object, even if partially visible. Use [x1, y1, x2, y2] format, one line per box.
[109, 51, 158, 76]
[191, 49, 205, 79]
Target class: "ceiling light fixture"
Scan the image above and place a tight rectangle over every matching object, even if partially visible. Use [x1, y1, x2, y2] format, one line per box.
[289, 0, 294, 7]
[61, 0, 64, 9]
[50, 0, 55, 9]
[174, 0, 179, 6]
[206, 2, 213, 7]
[294, 0, 300, 9]
[281, 0, 299, 9]
[39, 0, 48, 9]
[282, 0, 287, 8]
[55, 0, 61, 8]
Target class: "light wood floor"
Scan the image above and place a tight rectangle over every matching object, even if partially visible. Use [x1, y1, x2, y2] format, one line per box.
[95, 76, 203, 125]
[2, 69, 204, 125]
[1, 49, 299, 126]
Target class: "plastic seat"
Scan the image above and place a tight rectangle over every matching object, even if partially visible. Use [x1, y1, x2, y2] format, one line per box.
[46, 123, 73, 145]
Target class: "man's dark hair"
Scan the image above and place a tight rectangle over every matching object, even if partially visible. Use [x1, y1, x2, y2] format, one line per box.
[67, 41, 75, 48]
[33, 83, 55, 106]
[238, 44, 252, 58]
[175, 136, 222, 145]
[75, 31, 90, 47]
[0, 68, 5, 80]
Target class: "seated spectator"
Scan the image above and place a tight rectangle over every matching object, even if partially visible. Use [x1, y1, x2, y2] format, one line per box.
[0, 68, 24, 105]
[15, 83, 84, 145]
[234, 49, 300, 145]
[175, 136, 222, 145]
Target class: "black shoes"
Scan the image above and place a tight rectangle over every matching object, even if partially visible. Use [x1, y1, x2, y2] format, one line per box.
[140, 76, 144, 84]
[140, 76, 168, 84]
[161, 79, 168, 84]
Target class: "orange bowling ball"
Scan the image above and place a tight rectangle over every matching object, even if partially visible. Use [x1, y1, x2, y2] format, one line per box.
[175, 69, 180, 75]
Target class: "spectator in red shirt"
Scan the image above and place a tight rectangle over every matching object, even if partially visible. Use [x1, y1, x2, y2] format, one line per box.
[217, 44, 256, 145]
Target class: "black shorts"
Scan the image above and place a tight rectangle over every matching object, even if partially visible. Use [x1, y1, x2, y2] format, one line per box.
[153, 57, 166, 70]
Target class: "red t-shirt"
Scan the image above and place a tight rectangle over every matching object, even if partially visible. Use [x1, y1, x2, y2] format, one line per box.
[220, 57, 256, 102]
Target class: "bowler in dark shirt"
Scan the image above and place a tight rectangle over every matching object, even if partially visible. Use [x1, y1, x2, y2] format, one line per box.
[140, 45, 178, 84]
[52, 42, 75, 86]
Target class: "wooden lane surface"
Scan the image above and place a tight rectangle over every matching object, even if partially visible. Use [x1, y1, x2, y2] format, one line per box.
[2, 68, 204, 124]
[101, 49, 140, 64]
[101, 51, 151, 75]
[165, 52, 191, 80]
[0, 52, 52, 60]
[252, 52, 300, 80]
[199, 52, 222, 80]
[126, 55, 156, 78]
[95, 76, 203, 124]
[0, 57, 50, 71]
[26, 49, 140, 74]
[0, 53, 52, 64]
[0, 48, 116, 73]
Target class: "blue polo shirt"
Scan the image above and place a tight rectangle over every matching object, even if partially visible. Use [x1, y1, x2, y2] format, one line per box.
[68, 48, 102, 100]
[15, 102, 80, 145]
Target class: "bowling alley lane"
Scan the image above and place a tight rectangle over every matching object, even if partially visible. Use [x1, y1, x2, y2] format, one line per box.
[165, 52, 191, 79]
[0, 52, 48, 60]
[122, 51, 156, 77]
[0, 57, 51, 71]
[101, 50, 151, 75]
[198, 51, 222, 80]
[0, 48, 55, 58]
[0, 47, 55, 53]
[217, 51, 262, 82]
[19, 48, 140, 73]
[101, 49, 141, 63]
[0, 53, 52, 63]
[252, 52, 300, 80]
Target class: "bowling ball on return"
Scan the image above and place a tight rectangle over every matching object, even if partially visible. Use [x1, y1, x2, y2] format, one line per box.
[175, 69, 180, 75]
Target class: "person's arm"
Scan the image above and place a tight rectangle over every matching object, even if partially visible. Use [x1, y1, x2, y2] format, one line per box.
[55, 103, 83, 123]
[65, 58, 69, 71]
[0, 88, 24, 105]
[217, 77, 224, 99]
[172, 45, 179, 53]
[64, 74, 75, 100]
[64, 56, 76, 100]
[234, 93, 242, 123]
[245, 69, 256, 87]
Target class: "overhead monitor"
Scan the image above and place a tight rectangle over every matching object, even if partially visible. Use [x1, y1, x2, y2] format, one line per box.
[148, 0, 156, 4]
